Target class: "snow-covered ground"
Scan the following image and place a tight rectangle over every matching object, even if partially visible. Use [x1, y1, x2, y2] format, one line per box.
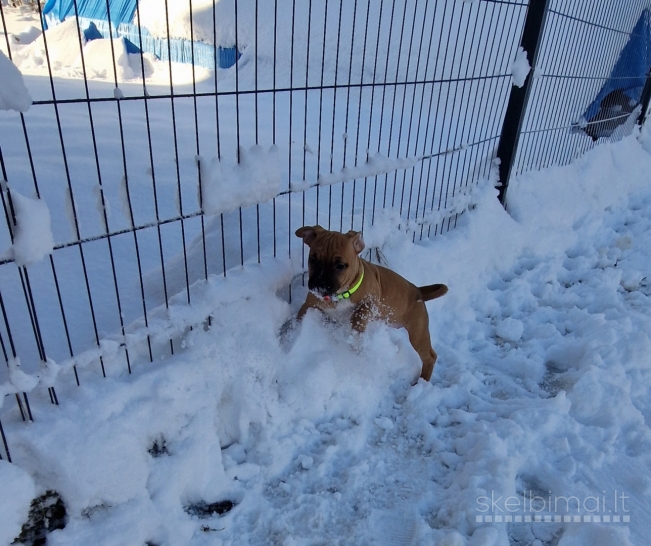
[2, 120, 651, 545]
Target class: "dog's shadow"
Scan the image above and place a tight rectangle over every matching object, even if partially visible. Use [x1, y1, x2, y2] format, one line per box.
[278, 313, 343, 353]
[278, 317, 299, 351]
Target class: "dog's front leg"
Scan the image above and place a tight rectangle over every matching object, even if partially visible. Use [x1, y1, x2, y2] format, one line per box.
[297, 292, 324, 320]
[350, 299, 376, 333]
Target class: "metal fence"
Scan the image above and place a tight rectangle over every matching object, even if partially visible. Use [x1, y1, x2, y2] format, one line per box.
[0, 0, 650, 461]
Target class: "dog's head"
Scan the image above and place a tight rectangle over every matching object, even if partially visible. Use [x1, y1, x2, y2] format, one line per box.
[295, 225, 365, 297]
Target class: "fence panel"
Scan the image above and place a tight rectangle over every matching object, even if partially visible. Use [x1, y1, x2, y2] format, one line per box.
[512, 0, 651, 176]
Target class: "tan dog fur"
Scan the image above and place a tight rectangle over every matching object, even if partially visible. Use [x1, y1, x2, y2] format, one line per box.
[295, 225, 447, 381]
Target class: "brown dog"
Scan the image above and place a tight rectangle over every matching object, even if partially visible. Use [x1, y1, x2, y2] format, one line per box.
[295, 225, 448, 381]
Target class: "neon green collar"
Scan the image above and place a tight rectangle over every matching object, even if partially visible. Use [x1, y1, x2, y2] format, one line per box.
[325, 267, 364, 302]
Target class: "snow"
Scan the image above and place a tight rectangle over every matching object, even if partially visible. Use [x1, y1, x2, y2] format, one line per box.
[77, 38, 134, 82]
[7, 189, 55, 267]
[0, 460, 35, 546]
[7, 358, 39, 393]
[7, 24, 41, 46]
[20, 17, 85, 69]
[135, 0, 221, 43]
[495, 317, 524, 343]
[0, 50, 31, 112]
[318, 153, 420, 186]
[1, 125, 651, 544]
[374, 416, 395, 431]
[511, 46, 530, 88]
[199, 145, 281, 215]
[4, 14, 211, 88]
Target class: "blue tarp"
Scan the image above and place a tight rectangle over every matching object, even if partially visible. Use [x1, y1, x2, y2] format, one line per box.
[578, 9, 651, 140]
[42, 0, 137, 28]
[79, 18, 241, 69]
[42, 0, 241, 70]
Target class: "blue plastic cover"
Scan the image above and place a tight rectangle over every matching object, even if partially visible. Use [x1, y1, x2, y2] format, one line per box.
[78, 17, 242, 69]
[42, 0, 137, 27]
[42, 0, 242, 69]
[82, 20, 103, 41]
[579, 8, 651, 136]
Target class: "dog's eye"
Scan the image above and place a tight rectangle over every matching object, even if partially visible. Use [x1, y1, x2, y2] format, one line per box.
[335, 263, 347, 271]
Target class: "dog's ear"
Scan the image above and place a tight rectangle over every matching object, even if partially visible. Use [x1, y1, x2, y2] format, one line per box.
[346, 230, 365, 254]
[295, 225, 324, 247]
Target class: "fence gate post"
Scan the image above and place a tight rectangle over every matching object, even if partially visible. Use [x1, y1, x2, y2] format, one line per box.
[496, 0, 550, 205]
[638, 70, 651, 127]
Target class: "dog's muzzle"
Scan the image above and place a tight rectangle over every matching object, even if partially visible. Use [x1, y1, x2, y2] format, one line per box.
[308, 275, 336, 296]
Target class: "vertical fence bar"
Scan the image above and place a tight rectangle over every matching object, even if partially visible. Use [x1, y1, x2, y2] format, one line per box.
[639, 70, 651, 127]
[355, 0, 373, 232]
[426, 1, 467, 238]
[417, 0, 451, 240]
[273, 0, 279, 257]
[255, 0, 262, 264]
[495, 0, 550, 205]
[315, 0, 330, 228]
[301, 0, 314, 276]
[163, 0, 192, 306]
[0, 417, 10, 462]
[394, 0, 421, 216]
[437, 2, 473, 233]
[382, 0, 409, 211]
[368, 0, 387, 228]
[328, 0, 345, 230]
[234, 0, 245, 268]
[188, 0, 210, 283]
[410, 3, 440, 234]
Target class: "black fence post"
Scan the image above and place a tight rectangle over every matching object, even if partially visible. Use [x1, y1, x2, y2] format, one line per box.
[638, 70, 651, 127]
[496, 0, 550, 205]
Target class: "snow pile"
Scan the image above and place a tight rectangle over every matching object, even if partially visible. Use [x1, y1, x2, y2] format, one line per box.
[0, 258, 295, 412]
[19, 17, 85, 69]
[7, 358, 40, 394]
[76, 38, 134, 82]
[0, 51, 32, 112]
[16, 18, 128, 78]
[8, 190, 55, 267]
[199, 145, 281, 215]
[9, 25, 42, 46]
[135, 0, 244, 47]
[0, 461, 35, 546]
[7, 15, 189, 85]
[511, 46, 530, 87]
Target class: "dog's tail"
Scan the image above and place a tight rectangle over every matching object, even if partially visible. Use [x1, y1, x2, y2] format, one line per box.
[418, 283, 448, 302]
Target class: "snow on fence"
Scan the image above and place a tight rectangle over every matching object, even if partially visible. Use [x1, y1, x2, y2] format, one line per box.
[0, 0, 650, 461]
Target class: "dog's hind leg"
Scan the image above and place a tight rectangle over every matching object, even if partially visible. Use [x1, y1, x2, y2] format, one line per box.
[419, 348, 437, 382]
[404, 303, 437, 382]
